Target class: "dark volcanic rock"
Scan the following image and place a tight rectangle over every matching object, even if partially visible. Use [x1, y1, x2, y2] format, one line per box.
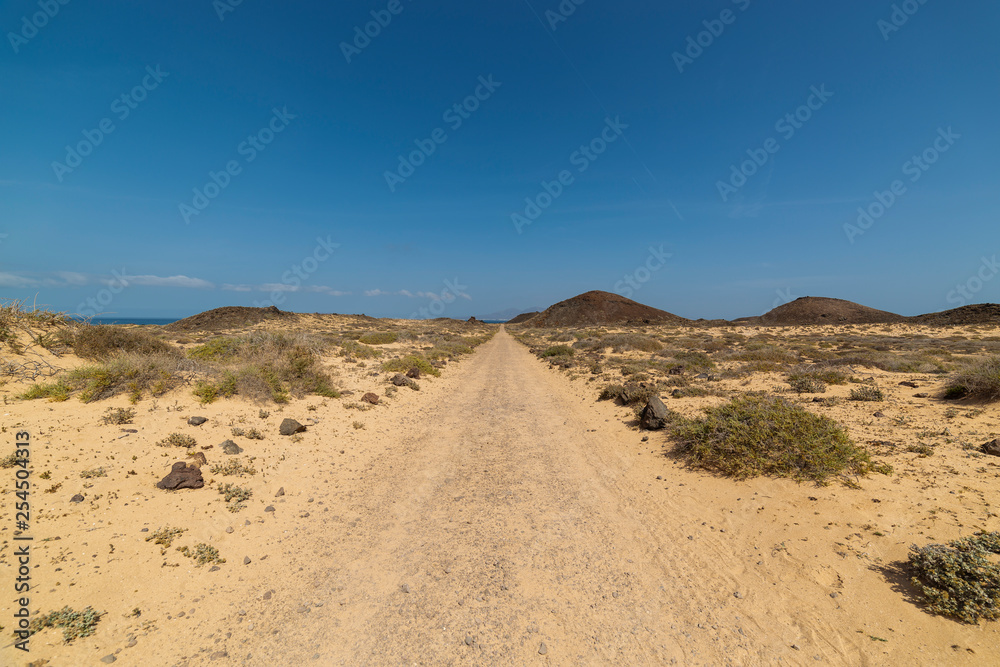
[406, 367, 421, 379]
[156, 462, 204, 490]
[279, 418, 306, 436]
[70, 494, 85, 503]
[361, 392, 380, 405]
[982, 439, 1000, 457]
[221, 440, 243, 455]
[391, 374, 409, 386]
[188, 416, 208, 426]
[640, 396, 670, 430]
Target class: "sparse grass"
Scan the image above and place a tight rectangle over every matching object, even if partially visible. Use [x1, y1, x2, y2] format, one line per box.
[28, 606, 103, 643]
[340, 339, 382, 360]
[788, 377, 826, 394]
[542, 345, 574, 357]
[80, 467, 107, 479]
[218, 483, 252, 512]
[788, 367, 850, 385]
[157, 433, 197, 448]
[598, 382, 662, 406]
[63, 352, 186, 403]
[359, 331, 398, 345]
[177, 543, 225, 566]
[18, 380, 71, 402]
[101, 407, 135, 425]
[672, 393, 888, 483]
[944, 356, 1000, 401]
[231, 427, 264, 440]
[382, 355, 440, 377]
[600, 333, 662, 353]
[850, 386, 886, 402]
[210, 459, 257, 476]
[71, 325, 176, 360]
[0, 452, 24, 468]
[908, 532, 1000, 624]
[145, 526, 187, 548]
[352, 421, 365, 429]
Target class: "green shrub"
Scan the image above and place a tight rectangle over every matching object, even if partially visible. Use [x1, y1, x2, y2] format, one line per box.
[909, 532, 1000, 623]
[210, 459, 257, 476]
[381, 355, 440, 377]
[101, 407, 135, 425]
[218, 483, 252, 512]
[542, 345, 574, 357]
[340, 339, 382, 359]
[18, 380, 71, 402]
[673, 394, 887, 483]
[177, 543, 225, 566]
[80, 467, 107, 479]
[600, 333, 662, 353]
[231, 427, 264, 440]
[944, 356, 1000, 401]
[849, 386, 885, 402]
[788, 377, 826, 394]
[672, 350, 716, 371]
[28, 606, 103, 642]
[789, 367, 849, 385]
[157, 433, 197, 448]
[71, 325, 175, 360]
[187, 337, 242, 361]
[359, 331, 398, 345]
[145, 526, 186, 548]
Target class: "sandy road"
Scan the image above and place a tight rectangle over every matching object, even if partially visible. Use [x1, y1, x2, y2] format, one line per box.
[235, 328, 768, 665]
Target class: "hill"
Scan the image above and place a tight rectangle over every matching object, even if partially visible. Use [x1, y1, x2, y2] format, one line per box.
[747, 297, 904, 326]
[523, 291, 687, 327]
[909, 303, 1000, 325]
[164, 305, 297, 332]
[507, 311, 540, 324]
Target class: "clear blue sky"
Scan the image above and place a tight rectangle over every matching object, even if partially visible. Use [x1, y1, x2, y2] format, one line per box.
[2, 1, 998, 320]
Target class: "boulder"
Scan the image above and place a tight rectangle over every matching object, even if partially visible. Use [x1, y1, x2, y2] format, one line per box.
[188, 416, 208, 426]
[279, 418, 306, 436]
[640, 396, 670, 430]
[391, 374, 409, 386]
[221, 439, 243, 455]
[406, 367, 421, 379]
[982, 439, 1000, 457]
[156, 462, 204, 490]
[362, 392, 380, 405]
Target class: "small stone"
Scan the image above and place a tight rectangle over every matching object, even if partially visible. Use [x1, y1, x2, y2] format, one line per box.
[913, 393, 929, 398]
[243, 556, 251, 565]
[140, 528, 148, 532]
[982, 439, 1000, 457]
[275, 487, 285, 497]
[361, 392, 379, 405]
[830, 592, 839, 599]
[225, 526, 234, 534]
[734, 591, 743, 599]
[401, 584, 411, 593]
[263, 590, 273, 600]
[641, 436, 649, 442]
[297, 606, 310, 614]
[188, 416, 208, 426]
[791, 644, 801, 651]
[265, 506, 275, 512]
[221, 440, 243, 455]
[873, 411, 885, 418]
[656, 476, 663, 480]
[209, 566, 220, 572]
[279, 418, 306, 436]
[126, 639, 137, 648]
[100, 655, 116, 664]
[70, 494, 85, 503]
[464, 635, 474, 646]
[538, 642, 548, 655]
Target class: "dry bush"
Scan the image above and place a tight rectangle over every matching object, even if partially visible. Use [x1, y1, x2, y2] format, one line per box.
[944, 356, 1000, 401]
[71, 325, 176, 360]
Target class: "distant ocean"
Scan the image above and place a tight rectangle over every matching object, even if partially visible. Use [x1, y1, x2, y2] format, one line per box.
[75, 317, 180, 326]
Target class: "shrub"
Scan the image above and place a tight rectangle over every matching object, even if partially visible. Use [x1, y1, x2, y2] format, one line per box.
[673, 394, 887, 483]
[908, 532, 1000, 624]
[788, 367, 849, 386]
[672, 351, 716, 372]
[358, 331, 398, 345]
[177, 543, 225, 566]
[101, 407, 135, 425]
[18, 380, 71, 402]
[340, 339, 382, 359]
[28, 606, 103, 642]
[80, 467, 107, 479]
[728, 344, 798, 364]
[210, 459, 257, 476]
[382, 355, 440, 377]
[66, 352, 186, 403]
[187, 337, 242, 361]
[145, 526, 186, 548]
[944, 356, 1000, 401]
[157, 433, 197, 448]
[788, 377, 826, 394]
[231, 427, 264, 440]
[598, 383, 661, 406]
[71, 325, 175, 360]
[850, 386, 885, 402]
[542, 345, 574, 358]
[218, 483, 252, 512]
[600, 333, 662, 353]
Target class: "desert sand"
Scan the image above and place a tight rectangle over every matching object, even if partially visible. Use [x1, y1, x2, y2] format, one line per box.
[1, 316, 999, 666]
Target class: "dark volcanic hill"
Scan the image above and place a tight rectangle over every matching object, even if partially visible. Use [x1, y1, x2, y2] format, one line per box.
[909, 304, 1000, 325]
[749, 297, 905, 326]
[164, 305, 296, 332]
[507, 311, 540, 324]
[524, 291, 687, 327]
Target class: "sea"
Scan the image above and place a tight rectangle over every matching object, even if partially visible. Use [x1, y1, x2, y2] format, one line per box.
[75, 317, 508, 326]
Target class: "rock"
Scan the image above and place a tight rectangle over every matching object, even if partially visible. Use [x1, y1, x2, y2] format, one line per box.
[279, 418, 306, 436]
[464, 635, 474, 646]
[296, 606, 310, 614]
[187, 452, 208, 468]
[898, 381, 918, 388]
[695, 373, 709, 379]
[156, 462, 204, 490]
[982, 439, 1000, 457]
[391, 374, 408, 386]
[70, 494, 85, 503]
[188, 416, 208, 426]
[221, 440, 243, 455]
[100, 655, 116, 664]
[406, 367, 421, 379]
[538, 642, 548, 655]
[244, 556, 251, 565]
[734, 591, 744, 599]
[361, 392, 379, 405]
[275, 487, 285, 497]
[641, 436, 649, 442]
[640, 396, 670, 430]
[873, 411, 885, 418]
[671, 389, 684, 398]
[209, 566, 220, 572]
[791, 644, 801, 651]
[401, 583, 411, 593]
[913, 393, 929, 398]
[264, 505, 275, 512]
[225, 526, 234, 534]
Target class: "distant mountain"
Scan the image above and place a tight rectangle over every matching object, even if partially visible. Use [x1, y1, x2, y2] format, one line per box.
[524, 291, 687, 327]
[507, 311, 540, 324]
[164, 305, 296, 332]
[478, 306, 545, 322]
[744, 297, 904, 326]
[909, 303, 1000, 325]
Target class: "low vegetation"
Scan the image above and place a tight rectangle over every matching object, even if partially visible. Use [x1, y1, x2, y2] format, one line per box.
[210, 459, 257, 476]
[908, 532, 1000, 624]
[358, 331, 398, 345]
[849, 385, 886, 402]
[157, 433, 197, 448]
[177, 543, 225, 566]
[944, 356, 1000, 401]
[382, 355, 440, 377]
[28, 606, 103, 643]
[218, 483, 252, 512]
[101, 407, 136, 425]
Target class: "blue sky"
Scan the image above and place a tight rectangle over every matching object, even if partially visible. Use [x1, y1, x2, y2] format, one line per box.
[2, 0, 998, 320]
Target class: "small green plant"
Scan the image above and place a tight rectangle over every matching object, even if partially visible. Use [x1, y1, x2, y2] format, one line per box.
[358, 331, 398, 345]
[28, 606, 103, 643]
[788, 377, 826, 394]
[145, 526, 187, 548]
[80, 467, 107, 479]
[0, 452, 24, 468]
[943, 356, 1000, 401]
[850, 386, 885, 402]
[231, 426, 264, 440]
[177, 543, 225, 566]
[908, 532, 1000, 624]
[210, 459, 257, 476]
[352, 421, 365, 430]
[218, 483, 252, 512]
[18, 380, 71, 402]
[157, 432, 197, 448]
[381, 355, 439, 377]
[906, 443, 934, 457]
[541, 345, 574, 358]
[101, 407, 136, 425]
[258, 409, 270, 419]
